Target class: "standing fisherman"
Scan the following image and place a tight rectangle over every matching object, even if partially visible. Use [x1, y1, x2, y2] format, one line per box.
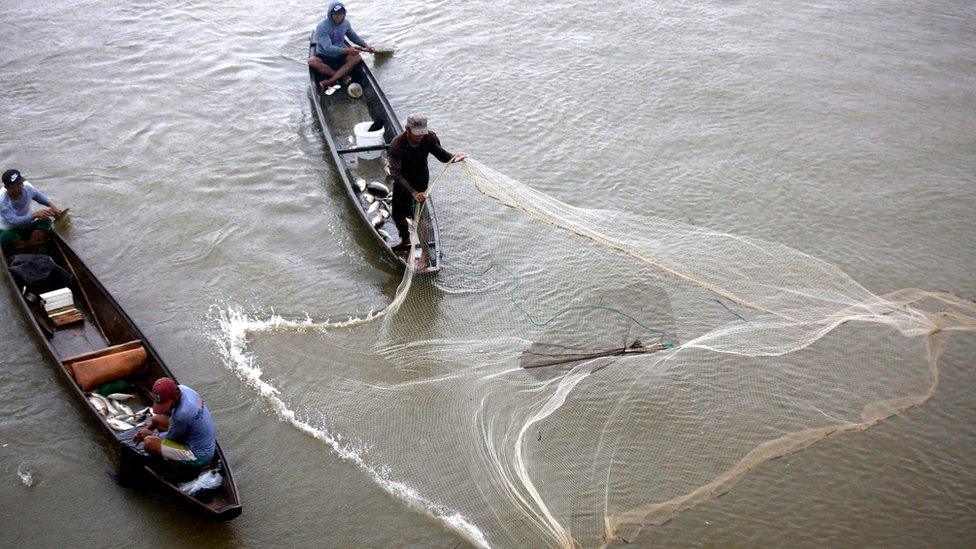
[309, 2, 376, 90]
[387, 114, 467, 252]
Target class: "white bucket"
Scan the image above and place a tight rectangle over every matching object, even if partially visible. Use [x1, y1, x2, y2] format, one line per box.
[353, 122, 384, 160]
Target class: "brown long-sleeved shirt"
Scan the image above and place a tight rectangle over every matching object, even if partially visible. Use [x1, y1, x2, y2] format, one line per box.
[387, 131, 453, 198]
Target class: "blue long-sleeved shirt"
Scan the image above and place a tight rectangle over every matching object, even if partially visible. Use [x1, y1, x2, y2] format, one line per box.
[313, 1, 367, 58]
[160, 385, 216, 463]
[0, 182, 51, 230]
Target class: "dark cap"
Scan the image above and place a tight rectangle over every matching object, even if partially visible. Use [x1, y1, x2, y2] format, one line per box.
[2, 170, 23, 187]
[406, 114, 428, 135]
[331, 2, 346, 12]
[151, 377, 180, 413]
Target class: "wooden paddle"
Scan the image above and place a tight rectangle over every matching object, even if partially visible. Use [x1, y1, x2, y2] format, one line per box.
[52, 207, 71, 233]
[53, 236, 107, 338]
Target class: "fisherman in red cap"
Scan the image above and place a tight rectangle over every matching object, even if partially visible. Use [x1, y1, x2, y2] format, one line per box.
[133, 377, 216, 467]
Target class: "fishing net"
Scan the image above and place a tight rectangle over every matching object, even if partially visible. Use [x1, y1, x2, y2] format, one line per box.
[215, 159, 975, 547]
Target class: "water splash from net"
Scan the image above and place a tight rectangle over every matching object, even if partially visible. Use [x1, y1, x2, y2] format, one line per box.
[213, 158, 975, 547]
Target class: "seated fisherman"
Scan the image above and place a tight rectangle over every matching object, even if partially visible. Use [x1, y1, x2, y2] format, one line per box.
[309, 2, 376, 90]
[133, 377, 216, 468]
[1, 169, 62, 254]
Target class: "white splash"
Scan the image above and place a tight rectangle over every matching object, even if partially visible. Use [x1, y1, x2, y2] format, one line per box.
[212, 306, 490, 548]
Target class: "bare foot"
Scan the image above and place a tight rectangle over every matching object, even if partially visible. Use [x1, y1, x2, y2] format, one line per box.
[413, 253, 429, 271]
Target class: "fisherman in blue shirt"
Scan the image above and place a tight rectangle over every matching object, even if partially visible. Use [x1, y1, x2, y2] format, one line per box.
[134, 377, 216, 467]
[0, 169, 62, 253]
[308, 1, 376, 90]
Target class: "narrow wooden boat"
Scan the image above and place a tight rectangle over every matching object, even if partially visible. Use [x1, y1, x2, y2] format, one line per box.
[308, 34, 442, 273]
[1, 234, 242, 521]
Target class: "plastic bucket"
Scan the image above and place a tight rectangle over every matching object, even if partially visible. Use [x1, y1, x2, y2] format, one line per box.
[353, 122, 384, 160]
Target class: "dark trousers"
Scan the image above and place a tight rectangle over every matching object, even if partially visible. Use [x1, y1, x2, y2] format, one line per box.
[391, 191, 415, 247]
[0, 218, 54, 253]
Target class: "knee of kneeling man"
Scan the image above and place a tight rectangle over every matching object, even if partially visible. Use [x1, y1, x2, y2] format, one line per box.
[144, 436, 162, 454]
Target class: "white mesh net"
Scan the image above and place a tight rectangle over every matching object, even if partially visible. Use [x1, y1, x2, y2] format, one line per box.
[214, 159, 975, 547]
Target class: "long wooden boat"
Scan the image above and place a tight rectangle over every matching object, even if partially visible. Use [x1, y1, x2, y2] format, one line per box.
[1, 234, 242, 521]
[308, 34, 442, 273]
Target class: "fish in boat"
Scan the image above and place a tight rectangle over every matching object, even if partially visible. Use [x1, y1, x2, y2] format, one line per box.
[107, 418, 135, 431]
[366, 181, 390, 198]
[378, 229, 391, 241]
[361, 193, 375, 204]
[107, 393, 134, 401]
[366, 201, 390, 216]
[354, 178, 366, 193]
[88, 395, 109, 416]
[369, 215, 384, 228]
[91, 393, 117, 415]
[116, 406, 150, 422]
[115, 408, 152, 427]
[116, 403, 134, 417]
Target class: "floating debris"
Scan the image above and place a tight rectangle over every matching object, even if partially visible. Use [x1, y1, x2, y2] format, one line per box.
[17, 463, 32, 487]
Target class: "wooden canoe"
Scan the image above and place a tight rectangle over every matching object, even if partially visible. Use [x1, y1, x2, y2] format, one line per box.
[308, 34, 443, 273]
[1, 234, 242, 521]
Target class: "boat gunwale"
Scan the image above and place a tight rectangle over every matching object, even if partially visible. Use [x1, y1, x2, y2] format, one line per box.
[0, 234, 242, 520]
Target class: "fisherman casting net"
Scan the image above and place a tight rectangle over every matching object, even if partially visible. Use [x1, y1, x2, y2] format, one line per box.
[215, 159, 975, 547]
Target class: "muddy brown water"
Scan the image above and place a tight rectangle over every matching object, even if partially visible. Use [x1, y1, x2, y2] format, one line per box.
[1, 0, 973, 546]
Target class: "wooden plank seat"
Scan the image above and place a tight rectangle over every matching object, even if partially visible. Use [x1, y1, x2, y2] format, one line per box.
[63, 340, 149, 392]
[63, 340, 144, 365]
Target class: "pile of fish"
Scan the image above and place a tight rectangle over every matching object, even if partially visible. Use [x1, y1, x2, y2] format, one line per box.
[86, 392, 151, 432]
[354, 177, 394, 240]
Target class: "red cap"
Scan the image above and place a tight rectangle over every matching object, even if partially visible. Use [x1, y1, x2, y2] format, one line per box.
[151, 377, 180, 413]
